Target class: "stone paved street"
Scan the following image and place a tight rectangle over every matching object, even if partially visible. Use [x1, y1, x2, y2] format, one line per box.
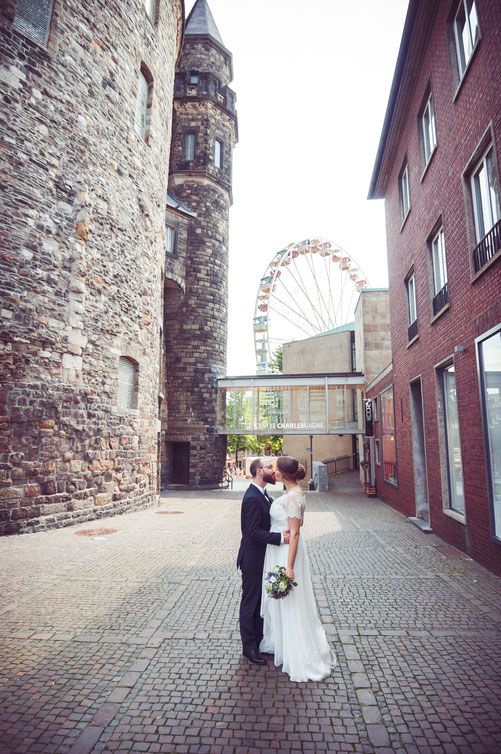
[1, 472, 501, 753]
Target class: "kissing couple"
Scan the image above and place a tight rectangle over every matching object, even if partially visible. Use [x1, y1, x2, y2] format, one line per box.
[237, 456, 336, 683]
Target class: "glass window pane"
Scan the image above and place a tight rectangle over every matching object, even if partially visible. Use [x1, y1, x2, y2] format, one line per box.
[443, 366, 465, 513]
[327, 386, 345, 430]
[185, 133, 195, 161]
[454, 1, 467, 74]
[144, 0, 155, 20]
[166, 226, 175, 253]
[468, 0, 479, 48]
[480, 330, 501, 537]
[226, 389, 252, 431]
[432, 229, 447, 293]
[214, 139, 222, 168]
[381, 387, 397, 484]
[408, 276, 417, 323]
[13, 0, 53, 46]
[118, 358, 137, 409]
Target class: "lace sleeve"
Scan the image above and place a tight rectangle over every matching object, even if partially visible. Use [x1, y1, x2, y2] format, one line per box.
[280, 491, 305, 521]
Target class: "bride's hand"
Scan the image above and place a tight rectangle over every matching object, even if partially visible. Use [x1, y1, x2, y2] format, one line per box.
[284, 567, 294, 579]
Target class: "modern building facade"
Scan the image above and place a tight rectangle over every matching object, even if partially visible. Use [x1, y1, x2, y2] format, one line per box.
[368, 0, 501, 574]
[0, 0, 236, 533]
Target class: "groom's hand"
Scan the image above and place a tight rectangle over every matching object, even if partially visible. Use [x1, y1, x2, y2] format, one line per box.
[282, 530, 290, 544]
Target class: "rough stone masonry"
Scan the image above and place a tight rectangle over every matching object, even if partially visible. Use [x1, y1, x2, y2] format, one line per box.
[0, 0, 184, 532]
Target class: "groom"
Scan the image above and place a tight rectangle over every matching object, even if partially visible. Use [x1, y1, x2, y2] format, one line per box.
[237, 458, 290, 665]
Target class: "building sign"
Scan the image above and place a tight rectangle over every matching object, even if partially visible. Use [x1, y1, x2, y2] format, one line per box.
[277, 422, 325, 430]
[364, 399, 373, 436]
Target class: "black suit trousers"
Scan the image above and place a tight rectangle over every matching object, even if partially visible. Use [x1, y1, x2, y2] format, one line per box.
[239, 570, 264, 650]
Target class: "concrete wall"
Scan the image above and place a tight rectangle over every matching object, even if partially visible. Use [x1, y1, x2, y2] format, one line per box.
[283, 330, 352, 373]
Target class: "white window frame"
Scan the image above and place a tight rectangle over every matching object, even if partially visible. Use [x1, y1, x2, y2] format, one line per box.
[422, 94, 437, 165]
[166, 225, 176, 254]
[471, 146, 500, 243]
[453, 0, 479, 78]
[407, 274, 417, 324]
[214, 138, 222, 168]
[13, 0, 54, 47]
[185, 132, 195, 161]
[400, 164, 410, 221]
[431, 228, 448, 295]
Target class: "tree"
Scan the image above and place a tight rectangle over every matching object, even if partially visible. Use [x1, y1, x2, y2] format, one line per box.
[269, 345, 283, 374]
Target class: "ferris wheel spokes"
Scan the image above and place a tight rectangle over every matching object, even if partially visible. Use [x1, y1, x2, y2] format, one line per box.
[253, 237, 370, 373]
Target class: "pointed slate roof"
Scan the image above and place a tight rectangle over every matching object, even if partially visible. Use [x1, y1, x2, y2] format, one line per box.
[185, 0, 226, 51]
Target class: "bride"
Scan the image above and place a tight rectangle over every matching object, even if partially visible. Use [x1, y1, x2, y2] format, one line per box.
[260, 455, 337, 682]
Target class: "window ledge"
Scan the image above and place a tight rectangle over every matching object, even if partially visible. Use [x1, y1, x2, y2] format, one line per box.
[112, 406, 139, 417]
[420, 145, 437, 182]
[400, 208, 411, 232]
[406, 333, 419, 349]
[384, 478, 398, 488]
[453, 39, 481, 103]
[443, 508, 466, 525]
[430, 301, 450, 324]
[471, 246, 501, 283]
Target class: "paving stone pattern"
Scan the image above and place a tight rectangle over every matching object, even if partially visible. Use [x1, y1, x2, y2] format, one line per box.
[0, 472, 500, 753]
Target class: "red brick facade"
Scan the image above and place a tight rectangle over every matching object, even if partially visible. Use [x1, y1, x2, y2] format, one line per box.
[367, 0, 501, 574]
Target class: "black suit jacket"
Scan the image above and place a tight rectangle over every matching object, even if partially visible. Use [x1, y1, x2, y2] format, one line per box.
[237, 483, 281, 573]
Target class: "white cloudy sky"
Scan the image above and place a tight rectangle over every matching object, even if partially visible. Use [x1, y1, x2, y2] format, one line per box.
[185, 0, 409, 375]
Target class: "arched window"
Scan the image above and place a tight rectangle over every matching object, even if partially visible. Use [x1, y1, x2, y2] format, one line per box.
[118, 357, 138, 409]
[13, 0, 54, 46]
[135, 64, 153, 141]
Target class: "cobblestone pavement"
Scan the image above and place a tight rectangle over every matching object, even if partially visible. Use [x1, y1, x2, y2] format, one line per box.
[1, 472, 500, 753]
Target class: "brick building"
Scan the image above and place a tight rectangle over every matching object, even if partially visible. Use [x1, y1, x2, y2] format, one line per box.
[367, 0, 501, 574]
[0, 0, 237, 533]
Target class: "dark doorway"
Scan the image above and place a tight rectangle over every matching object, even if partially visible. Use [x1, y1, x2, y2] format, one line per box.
[171, 442, 190, 486]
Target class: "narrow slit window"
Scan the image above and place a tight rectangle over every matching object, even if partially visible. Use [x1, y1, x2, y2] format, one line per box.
[166, 225, 176, 254]
[400, 164, 410, 221]
[135, 71, 149, 140]
[185, 133, 195, 161]
[118, 357, 138, 410]
[214, 139, 222, 168]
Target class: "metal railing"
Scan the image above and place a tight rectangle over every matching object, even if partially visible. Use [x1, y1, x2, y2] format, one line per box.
[432, 282, 449, 315]
[408, 319, 418, 342]
[323, 455, 351, 476]
[473, 219, 501, 273]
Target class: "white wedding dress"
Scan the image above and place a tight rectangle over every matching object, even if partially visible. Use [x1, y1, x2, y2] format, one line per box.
[260, 490, 337, 682]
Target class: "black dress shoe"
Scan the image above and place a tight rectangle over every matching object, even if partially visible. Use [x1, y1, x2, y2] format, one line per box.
[242, 648, 266, 665]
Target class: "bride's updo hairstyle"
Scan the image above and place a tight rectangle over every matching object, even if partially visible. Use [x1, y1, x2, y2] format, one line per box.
[277, 456, 306, 482]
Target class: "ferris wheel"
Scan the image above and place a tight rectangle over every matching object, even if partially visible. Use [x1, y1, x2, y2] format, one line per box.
[253, 238, 370, 374]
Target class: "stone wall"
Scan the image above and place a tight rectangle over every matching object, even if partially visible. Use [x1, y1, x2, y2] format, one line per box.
[354, 290, 392, 385]
[162, 31, 237, 489]
[0, 0, 183, 532]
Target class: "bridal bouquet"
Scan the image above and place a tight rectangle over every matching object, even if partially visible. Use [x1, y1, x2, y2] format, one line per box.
[264, 566, 298, 600]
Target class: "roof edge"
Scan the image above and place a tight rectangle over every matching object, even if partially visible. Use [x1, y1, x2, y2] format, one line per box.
[367, 0, 419, 200]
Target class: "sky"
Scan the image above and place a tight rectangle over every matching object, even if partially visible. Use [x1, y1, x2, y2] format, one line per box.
[185, 0, 409, 375]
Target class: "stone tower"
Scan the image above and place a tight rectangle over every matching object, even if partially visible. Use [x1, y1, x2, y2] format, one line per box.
[0, 0, 184, 533]
[163, 0, 238, 488]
